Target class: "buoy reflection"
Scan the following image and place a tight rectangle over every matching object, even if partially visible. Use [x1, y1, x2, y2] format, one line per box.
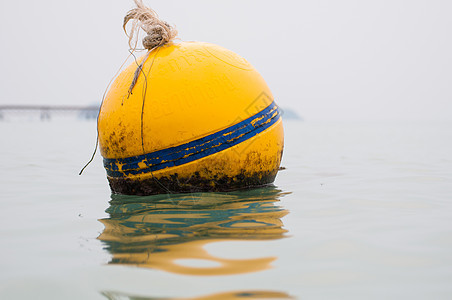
[101, 290, 294, 300]
[98, 186, 289, 276]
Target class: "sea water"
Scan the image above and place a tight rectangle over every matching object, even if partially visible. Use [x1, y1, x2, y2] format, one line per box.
[0, 119, 451, 299]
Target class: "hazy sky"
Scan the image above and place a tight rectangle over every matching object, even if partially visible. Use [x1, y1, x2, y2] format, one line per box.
[0, 0, 451, 121]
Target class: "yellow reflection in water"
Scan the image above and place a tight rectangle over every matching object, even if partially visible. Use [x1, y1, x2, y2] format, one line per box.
[98, 186, 289, 276]
[101, 290, 294, 300]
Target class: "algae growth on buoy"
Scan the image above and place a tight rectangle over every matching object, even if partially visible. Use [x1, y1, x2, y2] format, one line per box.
[98, 0, 284, 195]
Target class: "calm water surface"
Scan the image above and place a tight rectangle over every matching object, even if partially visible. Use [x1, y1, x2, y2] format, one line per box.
[1, 119, 451, 299]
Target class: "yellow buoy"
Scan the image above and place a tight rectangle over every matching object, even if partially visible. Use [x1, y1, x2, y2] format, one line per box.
[98, 2, 284, 195]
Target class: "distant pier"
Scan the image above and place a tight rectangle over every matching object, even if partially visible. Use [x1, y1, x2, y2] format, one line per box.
[0, 105, 100, 120]
[0, 105, 303, 121]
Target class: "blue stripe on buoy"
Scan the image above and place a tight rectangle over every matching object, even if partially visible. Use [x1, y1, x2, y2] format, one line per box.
[104, 101, 281, 178]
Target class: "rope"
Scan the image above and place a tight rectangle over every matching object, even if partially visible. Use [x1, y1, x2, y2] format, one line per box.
[80, 1, 176, 195]
[124, 0, 178, 94]
[124, 0, 178, 51]
[79, 53, 134, 175]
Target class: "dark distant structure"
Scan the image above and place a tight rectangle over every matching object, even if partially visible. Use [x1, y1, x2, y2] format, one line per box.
[0, 105, 302, 122]
[0, 105, 100, 120]
[280, 107, 303, 120]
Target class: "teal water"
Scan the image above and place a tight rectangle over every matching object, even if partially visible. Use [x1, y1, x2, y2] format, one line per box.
[1, 119, 452, 299]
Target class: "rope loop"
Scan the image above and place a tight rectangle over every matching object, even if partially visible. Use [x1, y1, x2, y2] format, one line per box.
[123, 0, 177, 50]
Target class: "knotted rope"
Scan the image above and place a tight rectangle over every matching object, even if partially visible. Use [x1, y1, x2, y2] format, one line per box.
[124, 0, 178, 94]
